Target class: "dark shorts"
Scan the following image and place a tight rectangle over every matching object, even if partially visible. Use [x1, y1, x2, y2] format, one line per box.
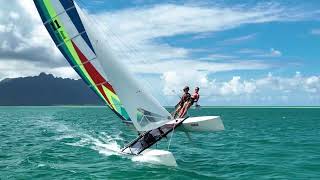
[190, 99, 195, 106]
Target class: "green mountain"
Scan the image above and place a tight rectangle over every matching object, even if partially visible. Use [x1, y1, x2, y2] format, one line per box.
[0, 73, 102, 106]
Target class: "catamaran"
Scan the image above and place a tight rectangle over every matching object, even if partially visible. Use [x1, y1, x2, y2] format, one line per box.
[33, 0, 225, 166]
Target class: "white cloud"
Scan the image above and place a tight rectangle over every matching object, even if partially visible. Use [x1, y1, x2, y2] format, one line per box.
[9, 11, 19, 20]
[0, 60, 78, 80]
[310, 28, 320, 35]
[219, 34, 257, 45]
[0, 0, 64, 66]
[237, 48, 282, 57]
[130, 59, 270, 74]
[270, 48, 282, 57]
[219, 76, 256, 95]
[161, 70, 209, 96]
[162, 71, 320, 101]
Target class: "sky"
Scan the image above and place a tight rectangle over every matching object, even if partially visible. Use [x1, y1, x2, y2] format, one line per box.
[0, 0, 320, 105]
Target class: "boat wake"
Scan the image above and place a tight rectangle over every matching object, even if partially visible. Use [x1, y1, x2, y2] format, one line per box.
[38, 117, 175, 166]
[62, 131, 123, 156]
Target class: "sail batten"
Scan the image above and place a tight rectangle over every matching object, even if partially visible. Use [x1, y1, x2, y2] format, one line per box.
[71, 57, 97, 68]
[56, 31, 86, 47]
[43, 6, 75, 24]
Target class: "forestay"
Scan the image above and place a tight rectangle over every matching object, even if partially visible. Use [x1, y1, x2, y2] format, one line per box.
[34, 0, 173, 131]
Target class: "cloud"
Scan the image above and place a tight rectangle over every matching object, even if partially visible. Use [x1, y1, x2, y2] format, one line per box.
[85, 2, 312, 76]
[162, 71, 320, 104]
[218, 34, 257, 45]
[0, 0, 318, 83]
[255, 72, 320, 94]
[130, 59, 270, 74]
[269, 48, 282, 57]
[0, 60, 78, 80]
[0, 0, 65, 67]
[310, 28, 320, 35]
[161, 70, 209, 96]
[219, 76, 256, 95]
[237, 48, 282, 57]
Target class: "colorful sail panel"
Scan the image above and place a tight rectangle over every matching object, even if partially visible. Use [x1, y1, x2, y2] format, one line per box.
[33, 0, 131, 122]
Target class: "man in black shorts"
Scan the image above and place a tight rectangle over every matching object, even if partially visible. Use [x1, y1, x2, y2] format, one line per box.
[173, 86, 191, 118]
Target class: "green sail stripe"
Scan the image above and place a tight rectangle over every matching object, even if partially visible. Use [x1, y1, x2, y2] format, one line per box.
[111, 96, 121, 113]
[39, 1, 78, 67]
[37, 1, 63, 46]
[102, 85, 119, 110]
[40, 1, 94, 89]
[91, 86, 107, 103]
[59, 44, 78, 68]
[43, 0, 56, 18]
[53, 22, 105, 104]
[90, 85, 111, 105]
[36, 0, 51, 21]
[102, 85, 129, 117]
[121, 107, 130, 120]
[41, 0, 129, 118]
[42, 0, 82, 67]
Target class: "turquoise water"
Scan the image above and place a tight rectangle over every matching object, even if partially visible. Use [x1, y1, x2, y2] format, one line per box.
[1, 107, 319, 179]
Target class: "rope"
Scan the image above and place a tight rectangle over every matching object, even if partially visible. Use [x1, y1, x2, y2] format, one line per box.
[167, 124, 176, 150]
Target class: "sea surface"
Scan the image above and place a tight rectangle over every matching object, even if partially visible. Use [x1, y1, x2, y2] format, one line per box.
[1, 106, 319, 179]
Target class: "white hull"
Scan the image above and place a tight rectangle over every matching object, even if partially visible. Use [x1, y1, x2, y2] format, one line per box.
[167, 116, 225, 132]
[125, 149, 177, 167]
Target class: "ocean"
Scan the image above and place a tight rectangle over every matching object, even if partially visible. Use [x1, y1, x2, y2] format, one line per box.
[0, 106, 319, 179]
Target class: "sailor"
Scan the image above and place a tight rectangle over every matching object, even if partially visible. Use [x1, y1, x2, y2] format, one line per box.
[179, 87, 200, 118]
[192, 87, 200, 106]
[173, 86, 191, 118]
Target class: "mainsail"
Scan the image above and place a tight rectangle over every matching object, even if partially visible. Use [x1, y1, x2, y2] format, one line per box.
[34, 0, 172, 131]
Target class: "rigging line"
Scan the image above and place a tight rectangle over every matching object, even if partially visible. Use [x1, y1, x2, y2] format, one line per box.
[77, 0, 171, 106]
[98, 16, 172, 106]
[101, 27, 164, 95]
[76, 0, 172, 108]
[76, 0, 137, 69]
[82, 3, 170, 107]
[167, 123, 176, 151]
[143, 5, 184, 100]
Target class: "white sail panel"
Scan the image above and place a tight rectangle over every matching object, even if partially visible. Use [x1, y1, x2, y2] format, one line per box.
[76, 4, 173, 131]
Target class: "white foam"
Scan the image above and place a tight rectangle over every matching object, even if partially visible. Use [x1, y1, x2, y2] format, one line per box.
[91, 141, 121, 156]
[132, 149, 177, 167]
[37, 117, 176, 166]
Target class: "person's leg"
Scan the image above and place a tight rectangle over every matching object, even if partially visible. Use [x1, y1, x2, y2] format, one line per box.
[179, 102, 191, 118]
[173, 105, 182, 118]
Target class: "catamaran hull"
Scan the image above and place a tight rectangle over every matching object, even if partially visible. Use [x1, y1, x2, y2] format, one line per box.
[167, 116, 225, 132]
[122, 149, 177, 167]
